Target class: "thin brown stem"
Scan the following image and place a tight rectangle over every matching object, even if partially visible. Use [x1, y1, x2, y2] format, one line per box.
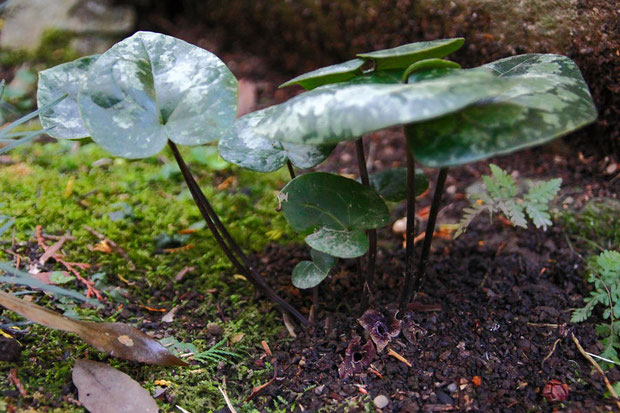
[286, 160, 296, 179]
[168, 141, 307, 325]
[399, 137, 417, 312]
[413, 167, 448, 295]
[356, 138, 375, 311]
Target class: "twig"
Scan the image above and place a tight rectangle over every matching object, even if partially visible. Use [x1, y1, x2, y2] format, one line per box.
[8, 368, 26, 397]
[571, 332, 620, 410]
[245, 360, 278, 401]
[218, 385, 238, 413]
[35, 226, 103, 301]
[39, 235, 67, 265]
[387, 348, 412, 367]
[541, 338, 561, 368]
[83, 225, 135, 270]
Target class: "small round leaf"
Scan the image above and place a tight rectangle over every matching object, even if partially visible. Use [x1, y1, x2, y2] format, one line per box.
[280, 172, 389, 258]
[78, 31, 238, 159]
[218, 107, 334, 172]
[291, 249, 337, 289]
[37, 55, 100, 139]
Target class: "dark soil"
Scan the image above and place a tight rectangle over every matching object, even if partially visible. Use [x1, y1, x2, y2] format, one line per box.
[241, 145, 618, 412]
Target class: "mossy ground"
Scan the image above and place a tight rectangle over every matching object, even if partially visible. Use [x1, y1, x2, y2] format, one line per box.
[0, 140, 304, 412]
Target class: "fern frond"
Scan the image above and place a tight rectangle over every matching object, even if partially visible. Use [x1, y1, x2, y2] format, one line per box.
[525, 178, 562, 204]
[525, 202, 552, 230]
[454, 205, 487, 238]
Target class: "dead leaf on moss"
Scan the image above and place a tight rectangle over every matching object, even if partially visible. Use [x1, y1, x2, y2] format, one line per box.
[73, 360, 159, 413]
[0, 290, 187, 366]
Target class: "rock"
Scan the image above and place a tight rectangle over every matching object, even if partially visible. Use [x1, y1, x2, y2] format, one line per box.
[373, 394, 389, 409]
[0, 0, 135, 53]
[206, 322, 224, 336]
[0, 336, 22, 361]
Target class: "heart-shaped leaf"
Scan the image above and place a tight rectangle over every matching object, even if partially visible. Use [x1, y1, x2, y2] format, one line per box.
[255, 69, 515, 145]
[0, 289, 186, 366]
[218, 107, 334, 172]
[78, 31, 238, 159]
[73, 360, 159, 413]
[291, 249, 337, 289]
[280, 172, 389, 258]
[409, 54, 598, 167]
[368, 167, 428, 202]
[37, 55, 100, 139]
[357, 38, 465, 71]
[280, 58, 365, 90]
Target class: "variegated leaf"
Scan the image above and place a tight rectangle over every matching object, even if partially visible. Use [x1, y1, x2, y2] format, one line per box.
[409, 54, 598, 167]
[256, 70, 515, 145]
[78, 31, 238, 159]
[218, 107, 334, 172]
[37, 55, 99, 139]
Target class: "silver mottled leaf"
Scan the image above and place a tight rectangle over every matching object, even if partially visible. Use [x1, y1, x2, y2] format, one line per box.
[410, 54, 598, 167]
[37, 55, 99, 139]
[218, 107, 334, 172]
[78, 31, 238, 159]
[255, 70, 515, 145]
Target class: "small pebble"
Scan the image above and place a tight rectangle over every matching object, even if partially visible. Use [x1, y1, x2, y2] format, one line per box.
[446, 382, 458, 393]
[207, 322, 223, 336]
[374, 394, 389, 409]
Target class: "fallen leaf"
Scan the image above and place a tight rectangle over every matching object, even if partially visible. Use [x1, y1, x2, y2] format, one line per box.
[0, 290, 186, 366]
[73, 360, 159, 413]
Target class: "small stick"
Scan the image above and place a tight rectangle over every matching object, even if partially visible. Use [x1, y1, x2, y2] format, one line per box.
[571, 332, 620, 409]
[8, 368, 26, 397]
[218, 385, 238, 413]
[387, 348, 412, 367]
[541, 338, 561, 368]
[83, 225, 135, 270]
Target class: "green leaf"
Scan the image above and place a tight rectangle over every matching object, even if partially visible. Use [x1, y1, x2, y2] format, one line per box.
[410, 54, 598, 167]
[78, 31, 238, 159]
[37, 55, 100, 139]
[280, 59, 365, 90]
[280, 172, 389, 258]
[402, 58, 461, 82]
[367, 167, 428, 202]
[256, 70, 514, 145]
[357, 38, 465, 71]
[218, 107, 334, 172]
[291, 249, 337, 289]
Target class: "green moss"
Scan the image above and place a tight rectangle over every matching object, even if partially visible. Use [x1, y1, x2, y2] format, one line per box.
[0, 28, 79, 68]
[558, 198, 620, 254]
[0, 141, 303, 411]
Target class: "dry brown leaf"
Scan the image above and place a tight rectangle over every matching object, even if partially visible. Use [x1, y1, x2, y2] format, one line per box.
[0, 290, 186, 366]
[73, 360, 159, 413]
